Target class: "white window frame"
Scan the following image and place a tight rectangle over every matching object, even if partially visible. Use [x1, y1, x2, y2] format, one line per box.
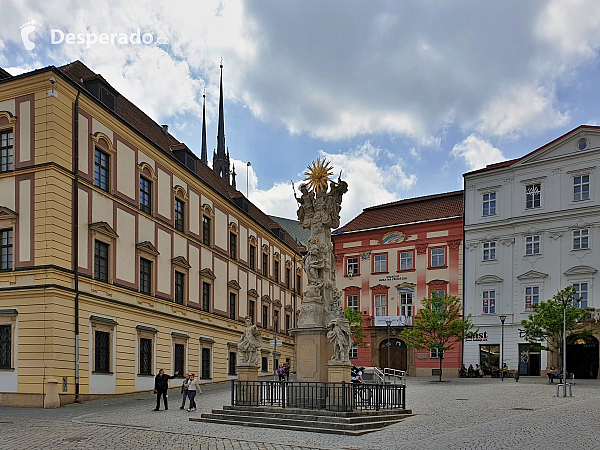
[524, 285, 540, 312]
[573, 174, 590, 202]
[400, 251, 413, 271]
[347, 294, 359, 310]
[525, 235, 541, 255]
[349, 344, 358, 359]
[572, 282, 589, 308]
[482, 241, 496, 261]
[400, 292, 413, 317]
[525, 183, 541, 209]
[373, 254, 387, 273]
[573, 228, 589, 250]
[347, 256, 359, 276]
[482, 290, 496, 314]
[374, 294, 387, 316]
[430, 247, 445, 268]
[430, 348, 444, 359]
[482, 191, 496, 216]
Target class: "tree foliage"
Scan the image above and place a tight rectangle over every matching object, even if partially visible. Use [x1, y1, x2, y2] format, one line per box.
[520, 286, 594, 370]
[400, 293, 476, 381]
[345, 307, 366, 346]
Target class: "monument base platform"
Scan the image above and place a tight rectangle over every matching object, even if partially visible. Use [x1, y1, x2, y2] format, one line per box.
[290, 326, 332, 383]
[327, 361, 352, 383]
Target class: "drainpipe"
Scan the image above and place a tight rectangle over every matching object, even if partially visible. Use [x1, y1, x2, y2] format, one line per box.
[461, 178, 466, 368]
[72, 89, 81, 402]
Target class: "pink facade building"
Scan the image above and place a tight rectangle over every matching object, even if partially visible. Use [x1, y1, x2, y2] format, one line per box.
[333, 191, 464, 377]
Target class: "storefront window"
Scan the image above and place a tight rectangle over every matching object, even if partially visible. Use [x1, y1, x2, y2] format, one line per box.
[479, 344, 500, 373]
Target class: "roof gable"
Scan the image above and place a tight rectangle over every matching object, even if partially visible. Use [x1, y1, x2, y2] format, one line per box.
[514, 127, 599, 167]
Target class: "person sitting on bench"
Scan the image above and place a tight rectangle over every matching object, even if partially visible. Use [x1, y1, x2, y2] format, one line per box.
[475, 364, 484, 378]
[547, 366, 561, 383]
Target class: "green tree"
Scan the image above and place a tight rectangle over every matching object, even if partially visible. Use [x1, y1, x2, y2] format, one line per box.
[520, 286, 594, 371]
[400, 293, 475, 382]
[345, 307, 366, 346]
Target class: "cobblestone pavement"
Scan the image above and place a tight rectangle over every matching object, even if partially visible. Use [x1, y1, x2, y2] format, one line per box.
[1, 377, 600, 449]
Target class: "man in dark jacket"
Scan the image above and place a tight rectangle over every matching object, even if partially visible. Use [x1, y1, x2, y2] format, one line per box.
[154, 368, 179, 411]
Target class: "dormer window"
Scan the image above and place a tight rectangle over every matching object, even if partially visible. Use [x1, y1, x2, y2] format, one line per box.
[83, 79, 118, 112]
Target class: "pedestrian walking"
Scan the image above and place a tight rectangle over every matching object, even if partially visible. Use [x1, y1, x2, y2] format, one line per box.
[284, 363, 290, 381]
[277, 364, 285, 382]
[153, 368, 179, 411]
[180, 374, 190, 409]
[186, 373, 202, 411]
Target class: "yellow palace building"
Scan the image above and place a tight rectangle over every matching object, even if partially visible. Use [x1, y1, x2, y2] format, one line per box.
[0, 61, 304, 407]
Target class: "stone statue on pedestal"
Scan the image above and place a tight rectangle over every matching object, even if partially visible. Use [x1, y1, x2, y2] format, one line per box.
[294, 159, 349, 350]
[327, 318, 352, 364]
[238, 316, 262, 366]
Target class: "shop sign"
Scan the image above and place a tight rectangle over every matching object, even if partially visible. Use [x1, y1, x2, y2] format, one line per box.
[374, 315, 412, 327]
[465, 331, 488, 342]
[378, 275, 408, 282]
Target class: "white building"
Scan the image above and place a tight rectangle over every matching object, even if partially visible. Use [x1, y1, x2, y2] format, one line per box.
[463, 125, 600, 379]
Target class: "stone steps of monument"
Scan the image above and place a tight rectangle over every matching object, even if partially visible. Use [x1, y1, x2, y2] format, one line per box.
[217, 406, 411, 424]
[191, 408, 413, 435]
[224, 405, 412, 417]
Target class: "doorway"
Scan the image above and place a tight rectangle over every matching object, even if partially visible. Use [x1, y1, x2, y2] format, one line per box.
[567, 334, 599, 379]
[378, 338, 407, 371]
[518, 343, 540, 376]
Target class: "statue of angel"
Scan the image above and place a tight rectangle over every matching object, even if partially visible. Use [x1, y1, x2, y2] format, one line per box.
[294, 183, 314, 228]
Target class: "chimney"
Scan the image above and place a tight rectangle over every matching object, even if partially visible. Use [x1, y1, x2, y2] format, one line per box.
[162, 124, 169, 134]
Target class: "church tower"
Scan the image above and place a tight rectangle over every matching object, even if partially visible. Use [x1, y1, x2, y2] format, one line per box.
[212, 61, 231, 183]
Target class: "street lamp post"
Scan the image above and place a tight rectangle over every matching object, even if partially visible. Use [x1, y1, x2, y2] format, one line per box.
[499, 315, 507, 382]
[385, 319, 392, 369]
[560, 292, 571, 398]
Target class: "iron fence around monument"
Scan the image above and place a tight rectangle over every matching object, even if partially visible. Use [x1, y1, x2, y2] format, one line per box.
[231, 380, 406, 412]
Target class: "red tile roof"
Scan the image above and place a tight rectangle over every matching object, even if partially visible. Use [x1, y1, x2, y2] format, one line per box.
[335, 190, 463, 233]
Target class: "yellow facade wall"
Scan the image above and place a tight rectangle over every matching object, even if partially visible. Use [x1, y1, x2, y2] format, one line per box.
[0, 68, 302, 407]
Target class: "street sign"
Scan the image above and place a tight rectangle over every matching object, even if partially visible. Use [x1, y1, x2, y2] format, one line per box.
[269, 340, 283, 346]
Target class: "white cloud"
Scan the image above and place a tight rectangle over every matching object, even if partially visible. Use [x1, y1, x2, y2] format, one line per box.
[409, 148, 420, 161]
[451, 134, 506, 171]
[240, 141, 416, 226]
[475, 84, 569, 138]
[536, 0, 600, 59]
[3, 1, 600, 152]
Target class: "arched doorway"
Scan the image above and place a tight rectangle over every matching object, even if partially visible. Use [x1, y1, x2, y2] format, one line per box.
[567, 334, 599, 379]
[379, 338, 407, 371]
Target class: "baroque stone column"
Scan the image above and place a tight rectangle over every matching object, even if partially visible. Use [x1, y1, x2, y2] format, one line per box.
[290, 160, 351, 383]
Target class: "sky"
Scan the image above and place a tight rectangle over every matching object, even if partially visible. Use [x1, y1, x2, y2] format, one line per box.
[2, 1, 600, 226]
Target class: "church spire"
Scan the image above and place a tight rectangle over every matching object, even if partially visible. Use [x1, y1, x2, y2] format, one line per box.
[216, 59, 225, 158]
[200, 87, 207, 165]
[212, 59, 231, 184]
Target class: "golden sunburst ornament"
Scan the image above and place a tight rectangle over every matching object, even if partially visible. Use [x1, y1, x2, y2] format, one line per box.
[303, 158, 334, 194]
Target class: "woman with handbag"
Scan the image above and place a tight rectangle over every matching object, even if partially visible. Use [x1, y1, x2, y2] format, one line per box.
[186, 373, 202, 411]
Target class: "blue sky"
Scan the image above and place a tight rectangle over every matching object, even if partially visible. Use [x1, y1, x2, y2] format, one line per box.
[2, 0, 600, 225]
